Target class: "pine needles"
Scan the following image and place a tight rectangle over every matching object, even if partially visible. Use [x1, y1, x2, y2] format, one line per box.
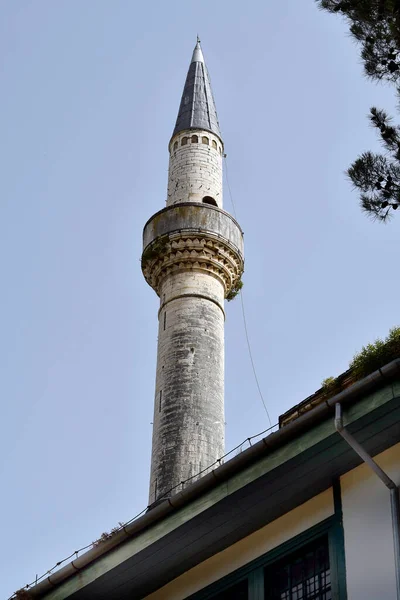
[316, 0, 400, 221]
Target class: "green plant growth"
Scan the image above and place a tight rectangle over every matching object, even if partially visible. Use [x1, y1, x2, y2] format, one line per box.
[226, 278, 243, 301]
[142, 236, 169, 262]
[92, 523, 124, 547]
[349, 326, 400, 378]
[321, 376, 336, 389]
[321, 375, 344, 397]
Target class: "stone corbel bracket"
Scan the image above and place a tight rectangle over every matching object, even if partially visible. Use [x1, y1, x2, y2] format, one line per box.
[141, 203, 244, 297]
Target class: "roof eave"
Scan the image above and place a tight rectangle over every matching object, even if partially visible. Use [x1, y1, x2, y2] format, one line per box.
[27, 358, 400, 598]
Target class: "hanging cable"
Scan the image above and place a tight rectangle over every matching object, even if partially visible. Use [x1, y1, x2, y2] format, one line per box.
[240, 291, 272, 427]
[10, 161, 273, 600]
[8, 421, 278, 600]
[223, 156, 238, 220]
[224, 156, 272, 427]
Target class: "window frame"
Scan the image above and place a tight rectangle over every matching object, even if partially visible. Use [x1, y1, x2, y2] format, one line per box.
[264, 533, 331, 599]
[186, 482, 347, 600]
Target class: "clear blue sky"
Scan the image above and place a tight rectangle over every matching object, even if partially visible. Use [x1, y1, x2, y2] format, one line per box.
[1, 1, 398, 597]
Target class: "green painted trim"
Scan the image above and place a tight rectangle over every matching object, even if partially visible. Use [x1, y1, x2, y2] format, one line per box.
[331, 479, 348, 600]
[333, 478, 343, 519]
[248, 568, 264, 600]
[344, 382, 400, 426]
[43, 385, 400, 600]
[187, 517, 338, 600]
[189, 575, 249, 600]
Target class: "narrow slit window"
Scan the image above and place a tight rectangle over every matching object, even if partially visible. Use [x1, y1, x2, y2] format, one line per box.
[159, 390, 162, 412]
[163, 311, 166, 331]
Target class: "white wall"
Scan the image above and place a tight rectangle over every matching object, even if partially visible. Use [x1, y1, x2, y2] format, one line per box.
[341, 441, 400, 600]
[145, 442, 400, 600]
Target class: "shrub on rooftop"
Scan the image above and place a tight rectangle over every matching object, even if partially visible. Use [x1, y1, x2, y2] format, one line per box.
[321, 376, 336, 390]
[349, 326, 400, 378]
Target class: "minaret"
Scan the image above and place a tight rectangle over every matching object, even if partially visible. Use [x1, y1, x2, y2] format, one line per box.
[142, 39, 244, 505]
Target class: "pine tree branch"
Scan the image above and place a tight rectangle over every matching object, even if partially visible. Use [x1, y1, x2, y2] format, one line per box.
[316, 0, 400, 221]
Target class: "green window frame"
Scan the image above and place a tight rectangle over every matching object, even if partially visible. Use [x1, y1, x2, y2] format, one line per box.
[264, 534, 331, 599]
[186, 482, 347, 600]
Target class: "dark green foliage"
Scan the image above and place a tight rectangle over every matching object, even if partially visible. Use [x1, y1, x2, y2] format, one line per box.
[318, 1, 400, 83]
[226, 278, 243, 301]
[347, 109, 400, 220]
[320, 375, 346, 398]
[316, 0, 400, 221]
[349, 326, 400, 377]
[319, 326, 400, 402]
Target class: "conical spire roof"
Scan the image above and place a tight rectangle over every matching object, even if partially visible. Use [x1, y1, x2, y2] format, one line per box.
[172, 38, 221, 139]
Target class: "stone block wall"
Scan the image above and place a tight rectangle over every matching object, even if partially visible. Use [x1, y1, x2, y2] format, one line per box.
[149, 270, 225, 504]
[167, 129, 223, 208]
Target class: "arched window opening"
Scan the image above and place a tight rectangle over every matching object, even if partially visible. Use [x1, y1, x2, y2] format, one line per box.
[219, 146, 222, 155]
[181, 137, 188, 146]
[191, 135, 198, 143]
[212, 140, 217, 150]
[202, 196, 218, 207]
[202, 136, 209, 145]
[173, 141, 178, 151]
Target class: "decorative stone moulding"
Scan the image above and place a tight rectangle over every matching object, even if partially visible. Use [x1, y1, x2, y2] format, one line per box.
[142, 203, 244, 297]
[168, 129, 224, 156]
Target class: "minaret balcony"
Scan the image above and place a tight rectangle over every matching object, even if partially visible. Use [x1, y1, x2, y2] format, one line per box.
[142, 203, 244, 298]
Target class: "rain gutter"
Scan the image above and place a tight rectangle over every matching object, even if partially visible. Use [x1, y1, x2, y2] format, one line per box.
[29, 358, 400, 598]
[335, 401, 400, 600]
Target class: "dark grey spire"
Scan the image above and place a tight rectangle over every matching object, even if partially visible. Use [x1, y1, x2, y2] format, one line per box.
[172, 38, 222, 139]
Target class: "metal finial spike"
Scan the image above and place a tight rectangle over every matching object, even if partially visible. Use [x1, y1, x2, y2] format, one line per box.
[191, 37, 204, 63]
[173, 37, 220, 138]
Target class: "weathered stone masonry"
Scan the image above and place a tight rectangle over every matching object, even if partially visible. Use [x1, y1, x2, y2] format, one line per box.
[167, 129, 223, 207]
[142, 40, 244, 504]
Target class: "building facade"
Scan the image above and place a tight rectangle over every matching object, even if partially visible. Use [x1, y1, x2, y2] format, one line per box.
[24, 360, 400, 600]
[16, 41, 400, 600]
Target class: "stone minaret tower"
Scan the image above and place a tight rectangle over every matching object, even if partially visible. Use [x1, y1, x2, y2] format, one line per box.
[142, 39, 244, 505]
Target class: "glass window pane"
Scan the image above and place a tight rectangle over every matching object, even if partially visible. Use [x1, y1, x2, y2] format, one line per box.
[264, 537, 330, 600]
